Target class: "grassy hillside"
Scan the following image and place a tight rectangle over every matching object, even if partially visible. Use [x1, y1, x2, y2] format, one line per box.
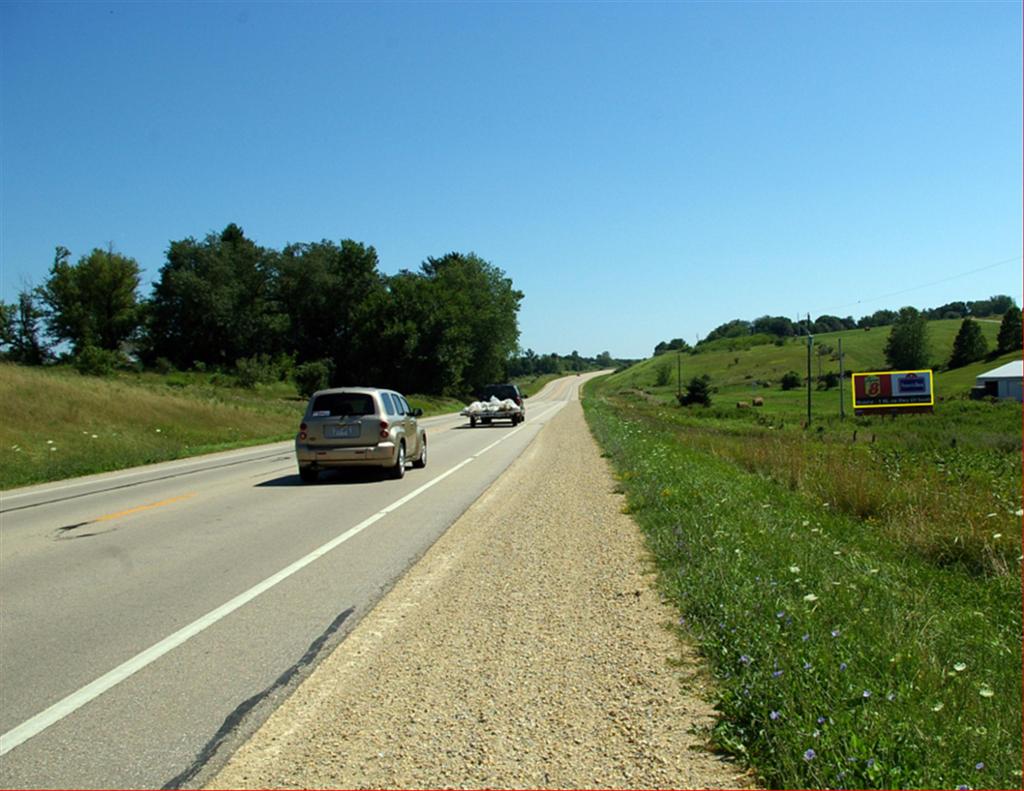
[624, 318, 1016, 424]
[0, 364, 463, 489]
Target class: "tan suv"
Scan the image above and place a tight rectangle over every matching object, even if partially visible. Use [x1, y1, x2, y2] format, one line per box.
[295, 387, 427, 483]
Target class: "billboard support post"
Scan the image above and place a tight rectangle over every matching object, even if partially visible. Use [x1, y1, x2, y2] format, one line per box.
[838, 337, 845, 420]
[806, 333, 813, 426]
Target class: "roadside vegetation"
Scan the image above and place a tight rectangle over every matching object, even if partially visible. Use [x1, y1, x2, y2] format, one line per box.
[583, 319, 1021, 789]
[0, 362, 468, 489]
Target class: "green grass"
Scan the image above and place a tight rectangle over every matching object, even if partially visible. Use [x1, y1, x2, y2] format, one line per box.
[0, 363, 465, 489]
[583, 365, 1022, 788]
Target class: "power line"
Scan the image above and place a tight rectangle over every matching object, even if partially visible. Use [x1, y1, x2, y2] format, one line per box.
[819, 255, 1022, 314]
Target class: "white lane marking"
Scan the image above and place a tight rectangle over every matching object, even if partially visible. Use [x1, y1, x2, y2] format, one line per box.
[0, 402, 564, 757]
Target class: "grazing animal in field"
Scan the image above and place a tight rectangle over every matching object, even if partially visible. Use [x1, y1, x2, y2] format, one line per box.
[753, 397, 764, 407]
[737, 401, 750, 409]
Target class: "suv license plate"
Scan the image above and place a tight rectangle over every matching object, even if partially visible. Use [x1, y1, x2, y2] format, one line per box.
[326, 424, 359, 439]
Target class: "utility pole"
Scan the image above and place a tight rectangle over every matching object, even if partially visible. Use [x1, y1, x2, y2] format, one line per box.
[806, 314, 813, 426]
[676, 350, 682, 398]
[838, 337, 846, 419]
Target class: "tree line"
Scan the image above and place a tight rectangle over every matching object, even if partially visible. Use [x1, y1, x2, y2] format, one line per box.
[0, 224, 529, 397]
[654, 295, 1021, 367]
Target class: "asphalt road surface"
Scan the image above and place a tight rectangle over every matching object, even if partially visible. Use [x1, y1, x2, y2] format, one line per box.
[0, 374, 598, 789]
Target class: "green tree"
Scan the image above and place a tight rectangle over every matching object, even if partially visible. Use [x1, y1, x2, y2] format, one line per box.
[382, 253, 522, 395]
[654, 338, 690, 355]
[752, 315, 796, 337]
[274, 239, 387, 381]
[0, 301, 14, 351]
[704, 319, 751, 343]
[677, 374, 713, 406]
[883, 307, 930, 369]
[39, 245, 142, 352]
[0, 291, 50, 364]
[146, 224, 284, 368]
[996, 305, 1022, 353]
[948, 318, 988, 368]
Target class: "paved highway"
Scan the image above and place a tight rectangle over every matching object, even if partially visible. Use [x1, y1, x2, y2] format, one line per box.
[0, 374, 595, 788]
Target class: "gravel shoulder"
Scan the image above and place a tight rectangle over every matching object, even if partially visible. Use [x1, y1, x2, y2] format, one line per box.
[207, 396, 751, 789]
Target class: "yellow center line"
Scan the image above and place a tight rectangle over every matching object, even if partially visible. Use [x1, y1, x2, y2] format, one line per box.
[93, 493, 197, 523]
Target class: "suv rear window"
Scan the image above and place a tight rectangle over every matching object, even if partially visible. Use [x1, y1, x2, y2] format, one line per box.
[310, 392, 376, 417]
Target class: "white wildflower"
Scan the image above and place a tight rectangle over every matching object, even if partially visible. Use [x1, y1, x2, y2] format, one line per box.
[803, 593, 818, 602]
[954, 662, 967, 672]
[789, 565, 800, 573]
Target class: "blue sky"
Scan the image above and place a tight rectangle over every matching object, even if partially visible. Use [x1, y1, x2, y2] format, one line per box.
[2, 1, 1020, 359]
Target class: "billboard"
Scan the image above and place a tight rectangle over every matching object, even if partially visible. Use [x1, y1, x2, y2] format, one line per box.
[852, 370, 934, 413]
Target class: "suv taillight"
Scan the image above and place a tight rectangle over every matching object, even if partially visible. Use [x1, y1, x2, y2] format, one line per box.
[379, 420, 389, 440]
[299, 422, 307, 441]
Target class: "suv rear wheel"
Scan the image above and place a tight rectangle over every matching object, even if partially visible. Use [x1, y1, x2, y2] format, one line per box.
[390, 441, 406, 479]
[412, 437, 427, 468]
[299, 466, 318, 483]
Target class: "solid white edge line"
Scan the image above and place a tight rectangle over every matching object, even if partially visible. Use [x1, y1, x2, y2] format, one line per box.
[0, 400, 568, 757]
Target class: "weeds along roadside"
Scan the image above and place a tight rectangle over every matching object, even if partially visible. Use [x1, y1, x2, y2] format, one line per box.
[0, 362, 468, 489]
[582, 379, 1022, 789]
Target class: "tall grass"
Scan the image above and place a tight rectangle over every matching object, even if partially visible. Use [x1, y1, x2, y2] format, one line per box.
[0, 363, 302, 489]
[584, 378, 1021, 789]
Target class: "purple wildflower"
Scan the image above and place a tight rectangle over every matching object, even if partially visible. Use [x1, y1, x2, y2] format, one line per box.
[887, 692, 895, 701]
[803, 661, 812, 670]
[839, 662, 848, 671]
[802, 633, 810, 642]
[772, 670, 783, 678]
[975, 762, 985, 771]
[770, 710, 780, 721]
[867, 758, 875, 768]
[740, 654, 751, 665]
[776, 611, 785, 618]
[804, 748, 817, 761]
[863, 690, 872, 699]
[831, 629, 841, 638]
[817, 716, 826, 724]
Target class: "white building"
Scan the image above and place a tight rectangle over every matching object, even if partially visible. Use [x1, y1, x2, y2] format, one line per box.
[973, 360, 1023, 402]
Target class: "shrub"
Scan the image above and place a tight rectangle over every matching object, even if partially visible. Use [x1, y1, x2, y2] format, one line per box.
[154, 357, 175, 375]
[74, 346, 120, 377]
[235, 354, 276, 389]
[293, 359, 334, 398]
[780, 370, 802, 390]
[654, 362, 672, 387]
[677, 374, 713, 406]
[817, 371, 840, 390]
